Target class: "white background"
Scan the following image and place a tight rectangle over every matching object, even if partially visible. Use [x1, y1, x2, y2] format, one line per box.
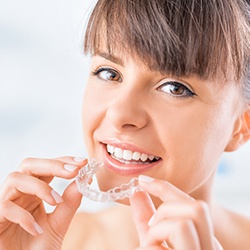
[0, 0, 250, 214]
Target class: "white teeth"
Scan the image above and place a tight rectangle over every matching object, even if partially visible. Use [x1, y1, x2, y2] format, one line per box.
[149, 155, 154, 161]
[141, 153, 148, 162]
[132, 152, 140, 161]
[123, 150, 133, 160]
[110, 145, 115, 154]
[114, 147, 123, 158]
[106, 144, 160, 162]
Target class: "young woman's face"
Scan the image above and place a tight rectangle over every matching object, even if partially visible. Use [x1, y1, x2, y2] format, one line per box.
[82, 53, 241, 202]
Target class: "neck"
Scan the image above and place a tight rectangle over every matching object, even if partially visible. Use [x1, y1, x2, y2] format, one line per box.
[189, 169, 216, 209]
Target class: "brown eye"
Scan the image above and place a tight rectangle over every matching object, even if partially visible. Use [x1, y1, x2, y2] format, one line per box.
[168, 84, 185, 95]
[93, 67, 122, 82]
[158, 81, 195, 98]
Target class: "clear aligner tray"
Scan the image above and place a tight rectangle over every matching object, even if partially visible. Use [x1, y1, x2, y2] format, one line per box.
[76, 158, 142, 202]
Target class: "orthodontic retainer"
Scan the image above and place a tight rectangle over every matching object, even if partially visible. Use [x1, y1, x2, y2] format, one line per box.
[76, 158, 143, 202]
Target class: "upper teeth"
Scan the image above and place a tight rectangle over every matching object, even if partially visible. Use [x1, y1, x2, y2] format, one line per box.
[107, 144, 160, 162]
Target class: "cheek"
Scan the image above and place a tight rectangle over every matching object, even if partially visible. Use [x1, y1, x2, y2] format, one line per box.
[155, 105, 235, 192]
[82, 86, 104, 153]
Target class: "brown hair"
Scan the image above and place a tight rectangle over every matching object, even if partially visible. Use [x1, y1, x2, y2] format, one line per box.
[84, 0, 250, 101]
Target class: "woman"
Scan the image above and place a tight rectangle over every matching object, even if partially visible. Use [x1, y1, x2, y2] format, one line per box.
[0, 0, 250, 249]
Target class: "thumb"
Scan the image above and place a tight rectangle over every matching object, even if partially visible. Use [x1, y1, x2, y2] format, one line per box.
[49, 180, 83, 236]
[129, 191, 156, 246]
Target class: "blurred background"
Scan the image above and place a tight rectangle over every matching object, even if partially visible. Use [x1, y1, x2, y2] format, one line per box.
[0, 0, 250, 215]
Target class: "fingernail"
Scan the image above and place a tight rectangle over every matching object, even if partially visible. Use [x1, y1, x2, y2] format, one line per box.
[51, 190, 63, 204]
[64, 164, 78, 172]
[74, 157, 85, 162]
[139, 175, 155, 183]
[34, 222, 43, 235]
[148, 213, 156, 226]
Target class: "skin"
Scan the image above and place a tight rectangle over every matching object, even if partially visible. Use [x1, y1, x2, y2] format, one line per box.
[82, 54, 243, 202]
[75, 54, 250, 249]
[0, 157, 85, 250]
[0, 53, 250, 249]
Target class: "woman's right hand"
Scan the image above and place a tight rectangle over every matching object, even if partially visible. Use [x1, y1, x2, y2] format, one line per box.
[0, 156, 87, 250]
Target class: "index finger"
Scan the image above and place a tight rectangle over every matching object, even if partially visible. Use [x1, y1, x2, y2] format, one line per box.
[19, 157, 87, 181]
[130, 191, 156, 246]
[138, 175, 194, 203]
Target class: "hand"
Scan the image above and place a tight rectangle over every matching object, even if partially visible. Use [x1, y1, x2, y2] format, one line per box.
[0, 157, 87, 250]
[130, 175, 223, 250]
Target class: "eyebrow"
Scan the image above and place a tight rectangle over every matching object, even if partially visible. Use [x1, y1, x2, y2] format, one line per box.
[97, 52, 125, 67]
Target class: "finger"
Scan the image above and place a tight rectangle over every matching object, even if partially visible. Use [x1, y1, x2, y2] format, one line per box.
[55, 156, 86, 163]
[138, 175, 193, 203]
[48, 180, 83, 237]
[0, 200, 42, 236]
[146, 218, 201, 250]
[130, 191, 156, 246]
[149, 200, 214, 250]
[19, 157, 87, 182]
[42, 157, 87, 184]
[0, 171, 63, 206]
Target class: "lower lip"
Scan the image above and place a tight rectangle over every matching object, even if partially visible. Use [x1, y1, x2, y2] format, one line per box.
[102, 145, 161, 176]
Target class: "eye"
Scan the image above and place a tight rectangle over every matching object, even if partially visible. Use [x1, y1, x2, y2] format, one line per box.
[157, 81, 196, 98]
[92, 67, 122, 82]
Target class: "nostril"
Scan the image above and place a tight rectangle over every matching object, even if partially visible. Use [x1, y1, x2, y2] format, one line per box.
[121, 124, 138, 129]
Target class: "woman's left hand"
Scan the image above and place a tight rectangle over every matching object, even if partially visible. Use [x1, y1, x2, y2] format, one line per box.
[129, 175, 223, 250]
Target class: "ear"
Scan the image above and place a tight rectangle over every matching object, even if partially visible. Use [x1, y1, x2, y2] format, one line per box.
[225, 108, 250, 152]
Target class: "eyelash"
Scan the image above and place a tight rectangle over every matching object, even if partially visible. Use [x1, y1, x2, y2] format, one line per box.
[91, 67, 196, 98]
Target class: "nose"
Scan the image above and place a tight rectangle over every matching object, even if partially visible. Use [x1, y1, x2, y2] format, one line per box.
[106, 87, 148, 131]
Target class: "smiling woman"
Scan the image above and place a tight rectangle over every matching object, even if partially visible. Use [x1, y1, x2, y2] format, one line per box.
[0, 0, 250, 250]
[83, 53, 243, 206]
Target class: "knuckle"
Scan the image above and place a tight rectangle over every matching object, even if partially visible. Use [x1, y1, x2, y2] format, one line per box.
[7, 171, 21, 181]
[20, 157, 33, 165]
[51, 159, 64, 168]
[19, 157, 34, 171]
[179, 218, 194, 232]
[0, 200, 11, 212]
[47, 159, 66, 174]
[193, 200, 209, 217]
[0, 172, 20, 198]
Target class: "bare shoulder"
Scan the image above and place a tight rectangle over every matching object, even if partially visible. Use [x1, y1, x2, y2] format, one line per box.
[62, 204, 138, 250]
[62, 210, 99, 249]
[214, 205, 250, 250]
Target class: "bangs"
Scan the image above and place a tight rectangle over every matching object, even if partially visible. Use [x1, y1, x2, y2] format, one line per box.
[84, 0, 249, 81]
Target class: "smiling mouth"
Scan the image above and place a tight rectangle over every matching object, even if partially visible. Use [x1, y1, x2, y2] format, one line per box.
[106, 144, 161, 164]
